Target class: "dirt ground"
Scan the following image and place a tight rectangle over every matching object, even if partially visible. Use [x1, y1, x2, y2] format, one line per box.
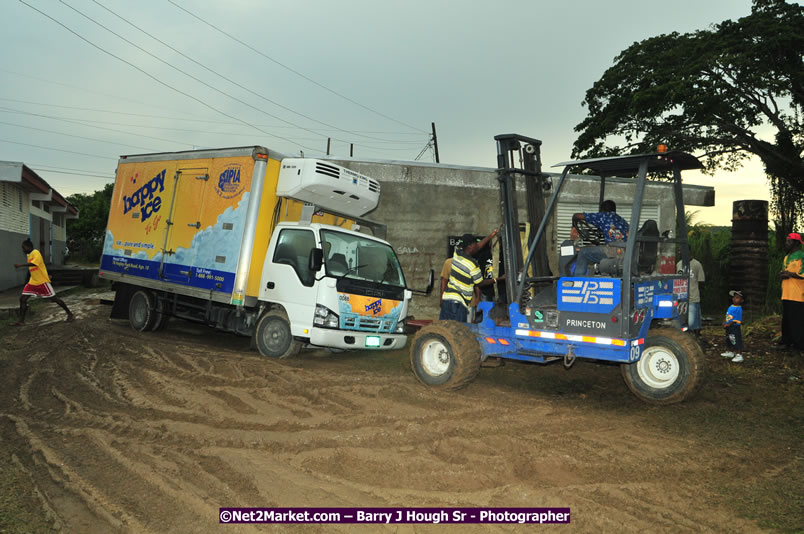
[1, 289, 801, 533]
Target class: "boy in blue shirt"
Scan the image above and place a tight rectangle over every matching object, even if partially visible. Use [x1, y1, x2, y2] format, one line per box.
[721, 290, 744, 363]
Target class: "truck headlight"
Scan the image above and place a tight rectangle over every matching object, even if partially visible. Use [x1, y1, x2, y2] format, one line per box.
[313, 305, 339, 328]
[394, 318, 407, 334]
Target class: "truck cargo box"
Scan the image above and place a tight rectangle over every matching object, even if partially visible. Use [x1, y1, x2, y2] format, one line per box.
[100, 147, 359, 305]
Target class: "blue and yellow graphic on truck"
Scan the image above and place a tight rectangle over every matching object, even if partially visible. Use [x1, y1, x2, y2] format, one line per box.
[338, 293, 404, 332]
[101, 153, 349, 300]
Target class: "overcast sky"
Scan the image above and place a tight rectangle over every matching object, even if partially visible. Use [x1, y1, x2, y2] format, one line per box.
[1, 0, 767, 225]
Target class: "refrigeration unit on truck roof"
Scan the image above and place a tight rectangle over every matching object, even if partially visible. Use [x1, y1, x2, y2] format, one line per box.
[277, 158, 380, 217]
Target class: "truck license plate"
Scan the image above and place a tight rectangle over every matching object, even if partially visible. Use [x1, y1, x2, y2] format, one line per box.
[365, 336, 381, 347]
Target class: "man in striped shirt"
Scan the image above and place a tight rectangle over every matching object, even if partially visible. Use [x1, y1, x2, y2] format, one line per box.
[440, 230, 498, 322]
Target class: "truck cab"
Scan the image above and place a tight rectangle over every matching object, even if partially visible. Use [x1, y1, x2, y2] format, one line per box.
[259, 221, 410, 354]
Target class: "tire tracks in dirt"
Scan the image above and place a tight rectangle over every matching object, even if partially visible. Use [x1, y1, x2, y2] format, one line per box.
[0, 302, 766, 533]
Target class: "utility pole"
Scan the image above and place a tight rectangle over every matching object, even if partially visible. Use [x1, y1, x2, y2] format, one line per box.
[350, 143, 354, 157]
[431, 122, 440, 163]
[326, 138, 331, 155]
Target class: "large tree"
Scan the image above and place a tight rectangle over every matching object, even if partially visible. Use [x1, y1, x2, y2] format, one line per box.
[573, 0, 803, 208]
[66, 182, 114, 260]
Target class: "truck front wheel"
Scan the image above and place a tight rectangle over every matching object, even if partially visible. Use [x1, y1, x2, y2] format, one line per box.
[129, 289, 157, 332]
[255, 311, 302, 359]
[410, 321, 481, 390]
[621, 328, 704, 405]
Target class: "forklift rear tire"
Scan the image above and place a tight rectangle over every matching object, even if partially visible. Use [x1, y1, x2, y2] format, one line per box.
[128, 289, 157, 332]
[410, 321, 481, 390]
[621, 328, 704, 405]
[255, 310, 302, 359]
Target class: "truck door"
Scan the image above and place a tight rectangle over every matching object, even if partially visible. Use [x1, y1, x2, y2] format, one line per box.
[160, 167, 209, 284]
[263, 228, 318, 335]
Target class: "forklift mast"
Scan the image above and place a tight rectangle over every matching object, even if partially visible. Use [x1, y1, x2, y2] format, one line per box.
[494, 134, 552, 307]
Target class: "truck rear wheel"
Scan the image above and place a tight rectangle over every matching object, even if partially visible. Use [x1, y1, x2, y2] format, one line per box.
[621, 328, 704, 405]
[255, 311, 302, 359]
[410, 321, 481, 390]
[149, 298, 170, 331]
[128, 289, 157, 332]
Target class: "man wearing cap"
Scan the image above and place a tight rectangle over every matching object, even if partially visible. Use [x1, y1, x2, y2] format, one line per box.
[440, 230, 498, 322]
[779, 232, 804, 352]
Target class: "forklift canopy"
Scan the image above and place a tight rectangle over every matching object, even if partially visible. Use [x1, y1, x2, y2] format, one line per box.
[553, 151, 703, 176]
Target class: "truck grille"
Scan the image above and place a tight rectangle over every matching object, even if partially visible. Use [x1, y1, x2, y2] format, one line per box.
[341, 314, 395, 333]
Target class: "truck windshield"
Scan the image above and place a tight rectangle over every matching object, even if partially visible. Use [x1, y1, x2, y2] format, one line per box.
[320, 230, 406, 287]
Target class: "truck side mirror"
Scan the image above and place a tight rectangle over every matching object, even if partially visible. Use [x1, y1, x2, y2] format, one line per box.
[308, 248, 323, 272]
[409, 269, 435, 296]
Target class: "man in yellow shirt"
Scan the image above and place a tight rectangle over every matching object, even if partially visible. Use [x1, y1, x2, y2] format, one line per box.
[778, 232, 804, 352]
[13, 239, 74, 326]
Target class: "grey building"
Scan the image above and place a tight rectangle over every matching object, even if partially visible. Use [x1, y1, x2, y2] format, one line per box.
[325, 157, 715, 319]
[0, 162, 78, 291]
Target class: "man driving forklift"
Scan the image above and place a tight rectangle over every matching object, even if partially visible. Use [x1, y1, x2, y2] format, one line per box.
[571, 200, 630, 275]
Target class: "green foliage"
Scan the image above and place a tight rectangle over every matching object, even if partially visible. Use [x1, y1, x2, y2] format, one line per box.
[687, 226, 732, 316]
[573, 0, 804, 197]
[688, 224, 784, 318]
[66, 182, 113, 262]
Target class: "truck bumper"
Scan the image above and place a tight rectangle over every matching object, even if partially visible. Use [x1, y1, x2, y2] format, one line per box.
[310, 327, 407, 350]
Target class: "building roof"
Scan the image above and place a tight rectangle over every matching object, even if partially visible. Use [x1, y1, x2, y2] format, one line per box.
[0, 161, 78, 216]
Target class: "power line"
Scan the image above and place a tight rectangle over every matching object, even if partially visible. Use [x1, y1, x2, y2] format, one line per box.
[55, 0, 331, 149]
[0, 106, 418, 152]
[0, 119, 157, 151]
[58, 0, 411, 151]
[89, 0, 414, 145]
[18, 0, 321, 153]
[166, 0, 428, 134]
[29, 167, 114, 180]
[0, 67, 205, 120]
[0, 106, 198, 148]
[0, 97, 428, 136]
[0, 105, 427, 149]
[27, 162, 114, 177]
[0, 138, 116, 160]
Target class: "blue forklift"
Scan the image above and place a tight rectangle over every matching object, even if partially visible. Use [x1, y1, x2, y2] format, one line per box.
[410, 134, 705, 404]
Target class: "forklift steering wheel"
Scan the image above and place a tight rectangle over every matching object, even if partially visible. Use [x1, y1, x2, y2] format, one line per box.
[573, 219, 606, 246]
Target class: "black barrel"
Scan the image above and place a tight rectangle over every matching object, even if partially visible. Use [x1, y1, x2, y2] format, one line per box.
[730, 200, 768, 315]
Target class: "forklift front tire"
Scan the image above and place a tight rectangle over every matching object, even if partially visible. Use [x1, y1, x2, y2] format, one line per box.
[410, 321, 481, 390]
[621, 328, 704, 405]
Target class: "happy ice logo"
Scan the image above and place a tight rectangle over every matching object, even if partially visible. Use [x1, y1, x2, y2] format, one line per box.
[123, 169, 166, 223]
[216, 164, 244, 199]
[365, 299, 383, 315]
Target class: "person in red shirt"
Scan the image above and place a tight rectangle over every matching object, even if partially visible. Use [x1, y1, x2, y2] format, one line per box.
[13, 239, 74, 326]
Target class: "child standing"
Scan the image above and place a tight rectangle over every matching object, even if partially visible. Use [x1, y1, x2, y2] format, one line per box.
[721, 290, 744, 363]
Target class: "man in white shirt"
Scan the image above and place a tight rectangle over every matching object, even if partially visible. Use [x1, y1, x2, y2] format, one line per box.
[678, 257, 705, 337]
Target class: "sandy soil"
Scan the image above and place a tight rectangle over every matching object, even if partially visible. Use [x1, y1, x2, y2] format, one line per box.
[1, 292, 800, 533]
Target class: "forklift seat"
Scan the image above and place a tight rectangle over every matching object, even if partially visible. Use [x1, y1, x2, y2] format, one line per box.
[636, 219, 659, 274]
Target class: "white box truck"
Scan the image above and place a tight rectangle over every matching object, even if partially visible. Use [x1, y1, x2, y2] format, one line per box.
[100, 146, 431, 358]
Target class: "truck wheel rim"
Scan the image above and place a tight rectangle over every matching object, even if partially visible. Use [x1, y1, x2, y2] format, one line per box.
[637, 346, 679, 389]
[131, 295, 146, 326]
[263, 322, 288, 353]
[420, 338, 451, 377]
